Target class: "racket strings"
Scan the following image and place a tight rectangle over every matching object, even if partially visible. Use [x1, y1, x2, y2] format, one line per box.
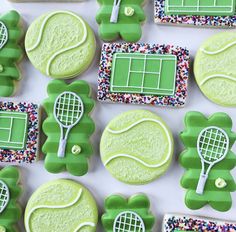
[0, 22, 8, 49]
[0, 181, 9, 212]
[114, 212, 145, 232]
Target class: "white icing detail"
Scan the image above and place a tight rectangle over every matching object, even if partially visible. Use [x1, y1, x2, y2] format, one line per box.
[26, 11, 88, 76]
[200, 40, 236, 55]
[110, 0, 122, 23]
[0, 180, 10, 214]
[105, 118, 172, 168]
[196, 126, 229, 195]
[53, 91, 84, 158]
[113, 211, 145, 232]
[200, 74, 236, 86]
[0, 21, 8, 50]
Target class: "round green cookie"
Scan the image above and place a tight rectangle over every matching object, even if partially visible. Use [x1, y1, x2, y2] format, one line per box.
[194, 32, 236, 107]
[24, 179, 98, 232]
[25, 11, 96, 79]
[100, 110, 174, 185]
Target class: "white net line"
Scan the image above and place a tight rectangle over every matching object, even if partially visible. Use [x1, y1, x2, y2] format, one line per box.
[0, 22, 8, 48]
[0, 181, 9, 211]
[114, 212, 145, 232]
[55, 92, 83, 127]
[199, 128, 228, 162]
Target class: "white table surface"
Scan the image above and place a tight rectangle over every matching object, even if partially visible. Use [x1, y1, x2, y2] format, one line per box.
[1, 0, 236, 231]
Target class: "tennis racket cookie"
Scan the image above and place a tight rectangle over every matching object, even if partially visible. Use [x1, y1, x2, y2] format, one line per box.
[98, 43, 190, 107]
[0, 166, 22, 232]
[24, 179, 98, 232]
[25, 11, 96, 79]
[42, 80, 95, 176]
[155, 0, 236, 27]
[0, 101, 40, 163]
[102, 194, 155, 232]
[179, 111, 236, 211]
[0, 11, 24, 97]
[100, 110, 174, 185]
[194, 32, 236, 107]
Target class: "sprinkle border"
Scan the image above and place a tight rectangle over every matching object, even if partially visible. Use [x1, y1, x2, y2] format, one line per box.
[0, 102, 39, 163]
[97, 43, 190, 107]
[154, 0, 236, 27]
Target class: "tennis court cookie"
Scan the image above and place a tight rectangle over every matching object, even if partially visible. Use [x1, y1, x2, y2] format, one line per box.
[155, 0, 236, 27]
[42, 80, 95, 176]
[0, 11, 24, 97]
[25, 11, 96, 79]
[100, 110, 174, 185]
[0, 166, 22, 232]
[0, 101, 40, 163]
[194, 32, 236, 107]
[96, 0, 146, 42]
[102, 194, 155, 232]
[163, 214, 236, 231]
[179, 111, 236, 211]
[24, 179, 98, 232]
[98, 43, 190, 107]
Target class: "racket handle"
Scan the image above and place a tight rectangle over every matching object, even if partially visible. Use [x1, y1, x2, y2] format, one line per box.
[196, 174, 208, 195]
[57, 139, 67, 158]
[110, 5, 120, 23]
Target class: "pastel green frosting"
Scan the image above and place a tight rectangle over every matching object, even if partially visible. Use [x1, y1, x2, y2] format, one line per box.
[25, 11, 96, 79]
[100, 110, 174, 185]
[194, 32, 236, 107]
[24, 179, 98, 232]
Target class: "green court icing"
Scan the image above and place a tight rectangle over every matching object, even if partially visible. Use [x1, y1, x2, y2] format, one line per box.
[0, 111, 28, 150]
[110, 53, 177, 96]
[165, 0, 236, 16]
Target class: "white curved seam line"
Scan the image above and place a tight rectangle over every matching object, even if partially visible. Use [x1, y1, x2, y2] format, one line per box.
[200, 74, 236, 86]
[75, 222, 95, 231]
[25, 188, 83, 232]
[200, 41, 236, 55]
[105, 118, 172, 168]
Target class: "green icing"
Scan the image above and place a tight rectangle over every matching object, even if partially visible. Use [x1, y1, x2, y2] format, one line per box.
[96, 0, 146, 42]
[0, 11, 23, 97]
[25, 11, 96, 79]
[0, 111, 28, 150]
[0, 65, 3, 73]
[102, 194, 155, 232]
[179, 111, 236, 212]
[42, 80, 95, 176]
[194, 32, 236, 107]
[110, 53, 177, 96]
[24, 179, 98, 232]
[165, 0, 235, 16]
[0, 167, 22, 232]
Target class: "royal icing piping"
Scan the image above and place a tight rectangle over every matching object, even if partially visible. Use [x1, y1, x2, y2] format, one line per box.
[110, 0, 122, 23]
[26, 11, 88, 76]
[0, 180, 10, 214]
[105, 118, 172, 168]
[200, 41, 236, 55]
[0, 21, 8, 50]
[200, 74, 236, 86]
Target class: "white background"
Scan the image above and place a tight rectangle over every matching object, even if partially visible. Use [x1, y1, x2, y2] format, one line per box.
[1, 0, 236, 231]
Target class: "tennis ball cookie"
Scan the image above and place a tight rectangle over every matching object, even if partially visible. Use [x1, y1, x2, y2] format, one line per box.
[100, 110, 174, 185]
[194, 32, 236, 107]
[25, 11, 96, 79]
[24, 179, 98, 232]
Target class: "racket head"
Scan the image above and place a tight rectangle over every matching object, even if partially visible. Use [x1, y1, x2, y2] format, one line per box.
[0, 180, 10, 213]
[113, 211, 145, 232]
[197, 126, 229, 164]
[0, 21, 8, 50]
[53, 91, 84, 128]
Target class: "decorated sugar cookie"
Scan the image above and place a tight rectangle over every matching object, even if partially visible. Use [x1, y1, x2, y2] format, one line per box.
[98, 43, 190, 107]
[96, 0, 146, 42]
[0, 166, 22, 232]
[0, 101, 40, 163]
[180, 111, 236, 211]
[0, 11, 24, 97]
[194, 32, 236, 107]
[155, 0, 236, 27]
[163, 214, 236, 232]
[24, 179, 98, 232]
[100, 110, 174, 185]
[25, 11, 96, 79]
[42, 80, 95, 176]
[102, 194, 155, 232]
